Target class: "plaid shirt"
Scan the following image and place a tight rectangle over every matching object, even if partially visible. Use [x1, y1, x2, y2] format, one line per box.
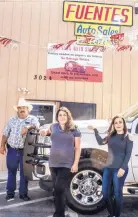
[3, 115, 40, 149]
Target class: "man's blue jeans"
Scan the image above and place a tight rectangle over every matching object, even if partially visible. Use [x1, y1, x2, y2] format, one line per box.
[6, 146, 28, 196]
[102, 168, 128, 217]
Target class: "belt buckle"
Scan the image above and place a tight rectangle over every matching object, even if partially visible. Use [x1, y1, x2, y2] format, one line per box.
[15, 148, 21, 151]
[15, 148, 19, 151]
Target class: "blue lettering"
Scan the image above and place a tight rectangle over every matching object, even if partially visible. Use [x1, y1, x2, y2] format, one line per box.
[114, 30, 119, 34]
[103, 29, 108, 35]
[91, 29, 96, 34]
[77, 25, 83, 34]
[77, 25, 119, 37]
[87, 26, 92, 34]
[110, 30, 115, 35]
[77, 25, 93, 35]
[83, 28, 88, 34]
[98, 26, 103, 34]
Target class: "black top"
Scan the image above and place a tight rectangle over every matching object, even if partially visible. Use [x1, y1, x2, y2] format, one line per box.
[94, 129, 133, 169]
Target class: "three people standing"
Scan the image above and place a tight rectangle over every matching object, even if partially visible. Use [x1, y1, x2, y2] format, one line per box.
[0, 98, 133, 217]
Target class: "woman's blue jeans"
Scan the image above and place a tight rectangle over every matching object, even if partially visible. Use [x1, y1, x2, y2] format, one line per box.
[102, 168, 128, 217]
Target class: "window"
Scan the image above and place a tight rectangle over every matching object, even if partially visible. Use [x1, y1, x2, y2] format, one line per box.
[135, 3, 138, 14]
[30, 104, 55, 126]
[135, 124, 138, 134]
[60, 101, 96, 120]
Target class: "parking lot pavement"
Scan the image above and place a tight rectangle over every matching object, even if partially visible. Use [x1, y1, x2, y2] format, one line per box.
[0, 180, 138, 217]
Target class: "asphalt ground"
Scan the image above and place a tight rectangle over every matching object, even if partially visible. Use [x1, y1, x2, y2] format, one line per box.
[0, 179, 138, 217]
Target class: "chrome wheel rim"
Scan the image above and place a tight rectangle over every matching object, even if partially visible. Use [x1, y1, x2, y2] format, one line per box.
[70, 169, 103, 206]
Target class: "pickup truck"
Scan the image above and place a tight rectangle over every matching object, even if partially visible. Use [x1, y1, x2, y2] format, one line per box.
[23, 103, 138, 215]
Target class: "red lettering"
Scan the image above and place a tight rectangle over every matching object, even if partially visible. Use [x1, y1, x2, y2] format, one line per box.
[87, 36, 94, 43]
[65, 4, 76, 18]
[84, 6, 94, 20]
[90, 46, 99, 52]
[111, 8, 121, 22]
[76, 5, 85, 19]
[104, 7, 112, 21]
[93, 6, 103, 21]
[99, 46, 106, 52]
[121, 8, 129, 23]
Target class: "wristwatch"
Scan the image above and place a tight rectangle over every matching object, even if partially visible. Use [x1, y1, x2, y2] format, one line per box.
[25, 125, 30, 130]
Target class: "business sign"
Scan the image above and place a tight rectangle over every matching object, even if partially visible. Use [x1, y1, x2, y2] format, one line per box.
[75, 23, 120, 36]
[75, 23, 120, 46]
[63, 1, 133, 26]
[76, 35, 109, 46]
[47, 43, 103, 82]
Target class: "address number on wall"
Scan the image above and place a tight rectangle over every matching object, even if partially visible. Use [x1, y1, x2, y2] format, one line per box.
[34, 75, 52, 80]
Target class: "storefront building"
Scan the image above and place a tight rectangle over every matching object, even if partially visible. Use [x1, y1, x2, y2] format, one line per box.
[0, 0, 137, 170]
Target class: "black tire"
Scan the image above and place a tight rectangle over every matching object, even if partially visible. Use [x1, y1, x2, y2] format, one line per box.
[66, 161, 105, 215]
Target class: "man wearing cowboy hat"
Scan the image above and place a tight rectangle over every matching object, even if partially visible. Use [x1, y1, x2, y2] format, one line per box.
[0, 98, 40, 201]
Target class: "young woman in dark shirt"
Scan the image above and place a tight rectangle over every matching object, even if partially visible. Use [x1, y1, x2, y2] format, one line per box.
[88, 116, 133, 217]
[40, 107, 81, 217]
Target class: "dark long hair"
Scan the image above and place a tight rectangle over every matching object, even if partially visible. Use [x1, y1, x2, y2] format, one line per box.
[104, 115, 128, 144]
[56, 107, 75, 132]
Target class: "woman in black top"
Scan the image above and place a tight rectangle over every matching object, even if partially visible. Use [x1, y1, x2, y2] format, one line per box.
[88, 115, 133, 217]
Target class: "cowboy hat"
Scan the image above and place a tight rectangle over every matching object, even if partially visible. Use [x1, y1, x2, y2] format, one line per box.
[13, 98, 33, 112]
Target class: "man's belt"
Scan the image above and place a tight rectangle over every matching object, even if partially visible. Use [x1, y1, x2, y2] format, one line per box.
[7, 144, 23, 151]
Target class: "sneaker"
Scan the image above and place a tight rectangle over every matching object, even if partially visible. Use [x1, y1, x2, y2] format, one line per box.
[6, 194, 14, 202]
[19, 194, 31, 201]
